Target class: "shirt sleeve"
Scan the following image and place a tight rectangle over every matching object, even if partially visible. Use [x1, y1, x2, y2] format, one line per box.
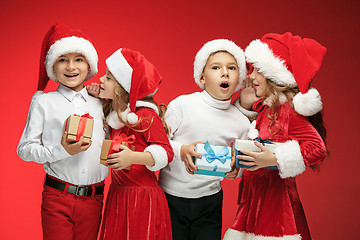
[17, 99, 70, 164]
[164, 101, 183, 161]
[275, 109, 327, 178]
[138, 109, 174, 171]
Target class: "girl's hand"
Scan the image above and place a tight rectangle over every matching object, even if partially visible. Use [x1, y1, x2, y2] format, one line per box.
[180, 142, 204, 175]
[237, 141, 278, 171]
[86, 83, 100, 98]
[61, 132, 91, 155]
[239, 76, 260, 110]
[106, 145, 134, 170]
[225, 156, 239, 180]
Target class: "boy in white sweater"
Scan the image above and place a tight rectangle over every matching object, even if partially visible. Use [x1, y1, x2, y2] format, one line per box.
[159, 39, 251, 240]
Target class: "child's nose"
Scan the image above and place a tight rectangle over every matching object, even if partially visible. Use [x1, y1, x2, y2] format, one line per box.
[221, 66, 229, 77]
[66, 60, 76, 70]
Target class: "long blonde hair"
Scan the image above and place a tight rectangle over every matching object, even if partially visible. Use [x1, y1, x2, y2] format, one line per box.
[103, 82, 169, 135]
[263, 80, 328, 172]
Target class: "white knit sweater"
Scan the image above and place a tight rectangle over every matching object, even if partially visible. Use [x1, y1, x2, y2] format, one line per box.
[159, 91, 250, 198]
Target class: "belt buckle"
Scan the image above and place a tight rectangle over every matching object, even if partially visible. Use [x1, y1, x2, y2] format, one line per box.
[75, 186, 88, 196]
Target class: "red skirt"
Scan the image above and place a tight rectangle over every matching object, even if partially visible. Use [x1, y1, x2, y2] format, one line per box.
[225, 169, 311, 240]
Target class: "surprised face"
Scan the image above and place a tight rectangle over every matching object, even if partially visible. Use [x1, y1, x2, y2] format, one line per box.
[200, 51, 239, 101]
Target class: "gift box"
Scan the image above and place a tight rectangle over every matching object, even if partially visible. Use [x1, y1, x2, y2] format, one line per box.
[65, 114, 94, 144]
[193, 141, 232, 177]
[233, 138, 281, 169]
[100, 134, 136, 170]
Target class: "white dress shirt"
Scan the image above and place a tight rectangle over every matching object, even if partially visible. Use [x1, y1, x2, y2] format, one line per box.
[17, 84, 108, 185]
[159, 91, 250, 198]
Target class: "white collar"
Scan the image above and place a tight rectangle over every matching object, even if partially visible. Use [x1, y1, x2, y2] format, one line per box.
[200, 90, 231, 110]
[57, 84, 88, 102]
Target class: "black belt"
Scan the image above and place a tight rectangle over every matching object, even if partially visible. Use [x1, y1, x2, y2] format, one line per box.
[45, 175, 104, 197]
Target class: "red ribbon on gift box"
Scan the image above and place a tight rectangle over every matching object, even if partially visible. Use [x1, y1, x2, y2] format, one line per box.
[109, 133, 136, 154]
[74, 113, 94, 141]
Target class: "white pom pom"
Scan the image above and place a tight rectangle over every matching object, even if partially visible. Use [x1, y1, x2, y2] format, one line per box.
[127, 112, 139, 124]
[293, 88, 323, 116]
[107, 111, 125, 129]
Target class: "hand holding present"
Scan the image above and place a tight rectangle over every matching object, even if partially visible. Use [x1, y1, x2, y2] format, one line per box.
[61, 131, 91, 155]
[180, 142, 203, 175]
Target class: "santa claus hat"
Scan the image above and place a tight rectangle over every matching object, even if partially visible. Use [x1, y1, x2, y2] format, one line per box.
[106, 48, 162, 124]
[38, 23, 98, 91]
[245, 32, 327, 116]
[194, 39, 247, 92]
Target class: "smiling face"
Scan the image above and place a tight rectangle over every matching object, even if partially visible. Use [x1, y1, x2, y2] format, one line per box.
[99, 68, 118, 100]
[53, 53, 90, 92]
[250, 67, 269, 98]
[200, 51, 239, 101]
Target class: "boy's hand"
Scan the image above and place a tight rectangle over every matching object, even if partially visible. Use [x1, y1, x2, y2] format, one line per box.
[180, 142, 203, 175]
[61, 132, 91, 155]
[86, 83, 100, 98]
[225, 156, 239, 180]
[240, 76, 259, 110]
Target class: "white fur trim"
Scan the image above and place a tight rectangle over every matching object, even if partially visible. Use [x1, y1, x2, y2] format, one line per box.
[223, 228, 302, 240]
[46, 36, 98, 82]
[107, 110, 125, 129]
[275, 140, 306, 179]
[293, 88, 322, 116]
[136, 101, 159, 115]
[245, 39, 296, 88]
[194, 39, 247, 92]
[106, 48, 132, 93]
[248, 120, 259, 139]
[126, 112, 138, 124]
[145, 145, 169, 171]
[234, 98, 258, 119]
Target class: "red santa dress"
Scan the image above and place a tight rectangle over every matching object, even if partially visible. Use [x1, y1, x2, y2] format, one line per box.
[224, 100, 327, 240]
[100, 106, 174, 240]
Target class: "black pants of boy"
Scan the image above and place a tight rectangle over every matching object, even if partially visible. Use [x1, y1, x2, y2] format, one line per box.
[165, 190, 223, 240]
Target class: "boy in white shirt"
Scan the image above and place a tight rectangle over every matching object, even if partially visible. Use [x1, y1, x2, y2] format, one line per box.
[159, 39, 251, 240]
[17, 23, 108, 240]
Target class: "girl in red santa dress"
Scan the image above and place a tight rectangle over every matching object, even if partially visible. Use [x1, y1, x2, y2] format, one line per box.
[88, 48, 173, 240]
[224, 32, 328, 240]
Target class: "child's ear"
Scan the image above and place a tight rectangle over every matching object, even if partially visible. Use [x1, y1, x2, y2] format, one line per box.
[200, 74, 206, 85]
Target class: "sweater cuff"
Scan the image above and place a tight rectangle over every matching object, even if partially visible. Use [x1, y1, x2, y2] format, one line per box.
[275, 140, 306, 179]
[234, 98, 258, 119]
[145, 145, 168, 171]
[170, 140, 182, 161]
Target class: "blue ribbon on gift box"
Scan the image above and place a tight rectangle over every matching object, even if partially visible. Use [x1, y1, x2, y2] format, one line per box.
[202, 141, 231, 172]
[253, 137, 274, 145]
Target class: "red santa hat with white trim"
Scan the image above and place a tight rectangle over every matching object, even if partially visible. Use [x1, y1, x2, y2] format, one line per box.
[245, 32, 327, 116]
[105, 48, 162, 125]
[194, 39, 247, 92]
[37, 23, 98, 91]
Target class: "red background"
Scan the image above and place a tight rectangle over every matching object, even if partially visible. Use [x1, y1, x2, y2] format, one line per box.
[1, 0, 359, 239]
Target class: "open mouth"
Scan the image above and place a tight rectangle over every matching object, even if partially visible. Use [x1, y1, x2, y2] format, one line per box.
[220, 82, 229, 89]
[64, 73, 79, 78]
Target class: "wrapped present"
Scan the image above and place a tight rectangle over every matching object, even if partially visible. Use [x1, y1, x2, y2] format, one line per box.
[100, 134, 136, 170]
[233, 138, 281, 169]
[65, 114, 94, 144]
[193, 141, 232, 177]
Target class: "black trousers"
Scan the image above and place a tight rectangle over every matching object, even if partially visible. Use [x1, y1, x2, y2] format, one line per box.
[165, 190, 223, 240]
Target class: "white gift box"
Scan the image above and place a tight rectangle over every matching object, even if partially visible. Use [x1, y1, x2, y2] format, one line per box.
[193, 141, 232, 177]
[233, 139, 281, 169]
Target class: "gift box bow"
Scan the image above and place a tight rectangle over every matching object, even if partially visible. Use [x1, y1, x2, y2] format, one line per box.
[202, 141, 231, 164]
[66, 113, 94, 142]
[111, 133, 136, 152]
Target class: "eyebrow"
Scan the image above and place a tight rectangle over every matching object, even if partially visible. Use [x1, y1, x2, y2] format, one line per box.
[209, 61, 237, 65]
